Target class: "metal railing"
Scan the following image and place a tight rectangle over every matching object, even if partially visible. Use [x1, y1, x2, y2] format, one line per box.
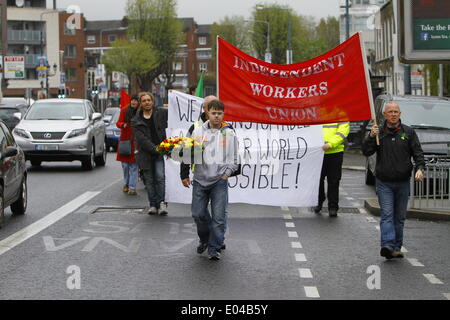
[8, 30, 44, 44]
[409, 155, 450, 211]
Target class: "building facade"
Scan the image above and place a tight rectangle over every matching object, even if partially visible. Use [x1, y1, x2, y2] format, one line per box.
[5, 0, 61, 98]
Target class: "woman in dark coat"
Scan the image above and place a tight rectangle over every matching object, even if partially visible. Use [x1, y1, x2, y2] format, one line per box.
[116, 94, 139, 195]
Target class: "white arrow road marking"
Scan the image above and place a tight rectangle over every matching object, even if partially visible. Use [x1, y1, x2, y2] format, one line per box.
[0, 191, 100, 256]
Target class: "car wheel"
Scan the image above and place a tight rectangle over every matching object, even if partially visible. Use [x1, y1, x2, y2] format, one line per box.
[95, 141, 107, 166]
[10, 176, 27, 215]
[30, 160, 41, 167]
[82, 142, 95, 170]
[365, 162, 375, 185]
[0, 185, 4, 228]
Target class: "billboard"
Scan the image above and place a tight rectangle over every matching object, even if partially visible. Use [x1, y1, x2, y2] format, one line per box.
[398, 0, 450, 63]
[4, 56, 24, 79]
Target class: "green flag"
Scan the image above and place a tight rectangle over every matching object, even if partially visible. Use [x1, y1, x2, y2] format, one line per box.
[194, 71, 204, 97]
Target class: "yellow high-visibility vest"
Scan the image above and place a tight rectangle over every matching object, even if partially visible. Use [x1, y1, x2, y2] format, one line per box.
[322, 122, 350, 154]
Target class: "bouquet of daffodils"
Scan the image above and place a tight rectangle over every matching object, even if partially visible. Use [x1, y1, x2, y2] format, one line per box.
[156, 136, 204, 161]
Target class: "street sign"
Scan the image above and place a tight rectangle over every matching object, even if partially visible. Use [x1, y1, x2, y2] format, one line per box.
[4, 56, 25, 79]
[398, 0, 450, 63]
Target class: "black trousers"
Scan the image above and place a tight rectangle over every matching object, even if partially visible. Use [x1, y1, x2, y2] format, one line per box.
[318, 152, 344, 210]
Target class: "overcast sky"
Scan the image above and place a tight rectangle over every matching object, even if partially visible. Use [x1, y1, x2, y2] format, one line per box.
[50, 0, 340, 24]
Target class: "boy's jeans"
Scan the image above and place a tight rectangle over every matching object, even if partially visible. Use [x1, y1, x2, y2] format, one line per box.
[191, 179, 228, 255]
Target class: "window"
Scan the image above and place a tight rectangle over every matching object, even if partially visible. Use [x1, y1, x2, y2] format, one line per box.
[87, 35, 96, 44]
[173, 62, 182, 71]
[108, 34, 117, 43]
[199, 63, 207, 72]
[198, 36, 207, 45]
[64, 45, 76, 58]
[66, 68, 77, 81]
[196, 50, 211, 60]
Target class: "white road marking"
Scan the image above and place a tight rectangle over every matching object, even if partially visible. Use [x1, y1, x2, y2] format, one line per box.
[285, 222, 295, 228]
[304, 286, 320, 298]
[366, 217, 377, 223]
[298, 268, 313, 279]
[423, 274, 444, 285]
[291, 241, 302, 249]
[407, 258, 424, 267]
[0, 191, 101, 256]
[401, 247, 408, 253]
[283, 214, 293, 220]
[359, 208, 368, 214]
[288, 231, 299, 238]
[443, 293, 450, 300]
[375, 226, 380, 231]
[295, 253, 307, 262]
[281, 206, 289, 211]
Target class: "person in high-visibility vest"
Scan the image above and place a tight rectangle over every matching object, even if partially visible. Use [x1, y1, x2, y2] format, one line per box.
[313, 122, 350, 217]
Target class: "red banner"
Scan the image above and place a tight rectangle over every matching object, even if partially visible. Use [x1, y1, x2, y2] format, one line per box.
[217, 33, 374, 125]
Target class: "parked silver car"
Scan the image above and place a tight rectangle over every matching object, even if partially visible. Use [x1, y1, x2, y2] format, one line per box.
[12, 99, 107, 170]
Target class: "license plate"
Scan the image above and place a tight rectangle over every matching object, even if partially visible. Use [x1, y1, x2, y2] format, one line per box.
[35, 144, 59, 151]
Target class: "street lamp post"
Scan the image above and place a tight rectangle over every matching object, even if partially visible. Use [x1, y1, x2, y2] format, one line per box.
[256, 5, 292, 64]
[245, 19, 271, 63]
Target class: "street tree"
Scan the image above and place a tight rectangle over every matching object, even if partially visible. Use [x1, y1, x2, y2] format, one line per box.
[251, 4, 339, 64]
[316, 16, 340, 50]
[211, 15, 253, 58]
[126, 0, 183, 91]
[102, 39, 159, 93]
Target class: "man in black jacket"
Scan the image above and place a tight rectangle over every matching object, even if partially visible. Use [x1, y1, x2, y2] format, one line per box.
[132, 92, 168, 215]
[362, 102, 424, 259]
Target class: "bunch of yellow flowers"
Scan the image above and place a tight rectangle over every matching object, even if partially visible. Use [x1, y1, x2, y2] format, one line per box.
[156, 136, 204, 159]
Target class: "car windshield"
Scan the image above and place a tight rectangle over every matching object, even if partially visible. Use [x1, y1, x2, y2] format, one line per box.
[0, 108, 20, 121]
[393, 100, 450, 130]
[25, 102, 86, 120]
[104, 108, 118, 116]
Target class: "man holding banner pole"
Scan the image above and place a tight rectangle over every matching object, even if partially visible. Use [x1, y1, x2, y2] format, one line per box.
[313, 122, 350, 217]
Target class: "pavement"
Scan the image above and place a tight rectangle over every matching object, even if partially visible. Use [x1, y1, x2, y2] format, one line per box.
[343, 147, 450, 221]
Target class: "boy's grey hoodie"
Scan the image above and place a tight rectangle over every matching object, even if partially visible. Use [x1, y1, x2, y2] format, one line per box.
[191, 120, 239, 187]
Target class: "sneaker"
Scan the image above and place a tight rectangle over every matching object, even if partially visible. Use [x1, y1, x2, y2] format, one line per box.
[208, 252, 221, 261]
[196, 242, 208, 254]
[217, 243, 226, 253]
[122, 185, 129, 193]
[313, 206, 322, 214]
[380, 246, 394, 259]
[127, 189, 137, 195]
[148, 207, 157, 215]
[159, 201, 168, 215]
[392, 250, 404, 258]
[328, 208, 338, 217]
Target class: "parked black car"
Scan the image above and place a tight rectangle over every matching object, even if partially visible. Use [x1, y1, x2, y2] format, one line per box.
[0, 120, 27, 228]
[365, 94, 450, 186]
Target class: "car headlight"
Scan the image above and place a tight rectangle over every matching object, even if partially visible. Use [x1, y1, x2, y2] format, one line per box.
[67, 128, 88, 139]
[13, 128, 31, 139]
[106, 129, 113, 135]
